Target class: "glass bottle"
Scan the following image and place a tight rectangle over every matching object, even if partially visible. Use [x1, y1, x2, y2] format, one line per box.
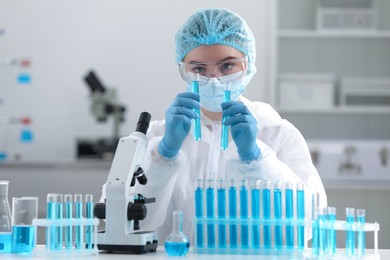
[0, 180, 12, 253]
[164, 211, 190, 256]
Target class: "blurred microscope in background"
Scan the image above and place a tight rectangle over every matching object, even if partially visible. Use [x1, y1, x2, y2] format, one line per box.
[77, 70, 126, 160]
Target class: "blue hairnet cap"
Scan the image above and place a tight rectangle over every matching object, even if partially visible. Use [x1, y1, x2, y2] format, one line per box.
[175, 8, 257, 85]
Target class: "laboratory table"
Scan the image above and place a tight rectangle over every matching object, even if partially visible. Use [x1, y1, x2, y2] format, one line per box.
[3, 247, 388, 259]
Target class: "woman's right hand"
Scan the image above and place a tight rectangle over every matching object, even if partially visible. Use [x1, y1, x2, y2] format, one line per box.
[158, 92, 200, 158]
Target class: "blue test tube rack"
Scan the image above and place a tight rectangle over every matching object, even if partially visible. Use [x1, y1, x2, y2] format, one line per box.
[193, 179, 311, 257]
[32, 193, 98, 257]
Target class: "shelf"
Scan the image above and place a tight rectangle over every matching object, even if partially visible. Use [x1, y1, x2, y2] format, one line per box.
[279, 30, 390, 38]
[277, 106, 390, 114]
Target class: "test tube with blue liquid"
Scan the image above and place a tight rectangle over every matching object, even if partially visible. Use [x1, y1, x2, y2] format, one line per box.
[74, 194, 83, 249]
[217, 179, 226, 248]
[311, 193, 320, 256]
[285, 182, 294, 249]
[85, 194, 94, 249]
[250, 180, 261, 248]
[64, 194, 73, 250]
[357, 209, 365, 256]
[327, 207, 336, 255]
[221, 83, 231, 151]
[192, 73, 201, 141]
[346, 207, 355, 257]
[55, 194, 63, 250]
[206, 179, 215, 248]
[274, 181, 283, 250]
[228, 179, 238, 248]
[240, 180, 249, 248]
[296, 182, 305, 250]
[194, 179, 204, 248]
[46, 193, 57, 250]
[318, 207, 327, 255]
[262, 180, 271, 249]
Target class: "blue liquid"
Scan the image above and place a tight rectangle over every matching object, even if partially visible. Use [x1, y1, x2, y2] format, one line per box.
[220, 90, 231, 150]
[206, 187, 215, 248]
[55, 202, 63, 250]
[0, 232, 12, 253]
[192, 81, 201, 141]
[285, 189, 294, 249]
[274, 188, 282, 249]
[65, 201, 73, 249]
[319, 214, 327, 255]
[358, 216, 365, 256]
[46, 201, 56, 250]
[240, 185, 249, 248]
[75, 201, 83, 249]
[346, 215, 355, 256]
[195, 187, 204, 248]
[312, 219, 319, 256]
[251, 188, 260, 248]
[297, 190, 305, 249]
[85, 201, 94, 249]
[217, 188, 226, 248]
[262, 188, 271, 249]
[328, 214, 336, 255]
[164, 241, 190, 256]
[11, 226, 35, 254]
[228, 186, 238, 248]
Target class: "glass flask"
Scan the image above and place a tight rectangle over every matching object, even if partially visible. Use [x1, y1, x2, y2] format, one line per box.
[164, 211, 190, 256]
[0, 180, 12, 253]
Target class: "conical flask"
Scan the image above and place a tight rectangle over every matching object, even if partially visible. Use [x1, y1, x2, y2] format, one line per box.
[164, 210, 190, 256]
[0, 180, 12, 253]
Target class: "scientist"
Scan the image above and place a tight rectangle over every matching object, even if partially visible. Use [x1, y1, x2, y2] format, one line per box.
[103, 8, 327, 243]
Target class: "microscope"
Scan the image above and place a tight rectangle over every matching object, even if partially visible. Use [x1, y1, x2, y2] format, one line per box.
[93, 112, 158, 254]
[77, 70, 126, 160]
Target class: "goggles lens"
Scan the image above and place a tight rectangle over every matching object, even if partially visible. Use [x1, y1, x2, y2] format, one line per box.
[179, 57, 247, 86]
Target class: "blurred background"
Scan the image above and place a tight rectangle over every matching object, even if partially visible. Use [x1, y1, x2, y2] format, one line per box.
[1, 0, 389, 248]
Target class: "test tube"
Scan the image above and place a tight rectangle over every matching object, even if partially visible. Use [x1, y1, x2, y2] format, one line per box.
[217, 179, 226, 248]
[274, 181, 283, 249]
[194, 179, 204, 248]
[318, 208, 327, 255]
[285, 182, 294, 249]
[74, 194, 83, 249]
[206, 179, 215, 248]
[192, 73, 201, 141]
[55, 194, 63, 250]
[346, 207, 355, 257]
[228, 179, 238, 248]
[240, 180, 249, 248]
[357, 209, 365, 256]
[296, 182, 305, 250]
[311, 194, 319, 256]
[85, 194, 94, 249]
[262, 180, 271, 249]
[327, 207, 336, 255]
[220, 83, 231, 151]
[250, 180, 261, 248]
[46, 193, 57, 250]
[64, 194, 73, 250]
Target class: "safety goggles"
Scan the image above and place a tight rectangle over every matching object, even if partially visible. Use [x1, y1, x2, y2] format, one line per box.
[179, 56, 247, 86]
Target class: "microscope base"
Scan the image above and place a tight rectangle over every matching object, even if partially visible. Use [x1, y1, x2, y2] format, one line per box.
[97, 231, 158, 254]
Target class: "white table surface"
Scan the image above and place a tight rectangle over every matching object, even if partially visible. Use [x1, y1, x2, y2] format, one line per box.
[3, 247, 388, 259]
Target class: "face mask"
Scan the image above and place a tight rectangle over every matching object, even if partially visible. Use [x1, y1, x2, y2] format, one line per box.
[186, 72, 246, 112]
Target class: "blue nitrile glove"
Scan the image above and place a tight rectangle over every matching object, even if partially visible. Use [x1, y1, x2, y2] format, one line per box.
[221, 101, 260, 162]
[158, 92, 200, 158]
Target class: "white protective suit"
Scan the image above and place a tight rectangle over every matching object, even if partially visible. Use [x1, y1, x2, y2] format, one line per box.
[102, 96, 327, 245]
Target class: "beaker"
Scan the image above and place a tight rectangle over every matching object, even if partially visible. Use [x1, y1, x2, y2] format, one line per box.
[164, 211, 190, 256]
[0, 180, 12, 253]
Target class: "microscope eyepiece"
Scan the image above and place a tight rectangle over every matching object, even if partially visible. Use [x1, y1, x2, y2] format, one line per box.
[136, 112, 151, 134]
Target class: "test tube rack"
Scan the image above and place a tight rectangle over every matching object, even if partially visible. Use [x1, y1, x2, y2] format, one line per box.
[193, 179, 310, 257]
[32, 217, 98, 256]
